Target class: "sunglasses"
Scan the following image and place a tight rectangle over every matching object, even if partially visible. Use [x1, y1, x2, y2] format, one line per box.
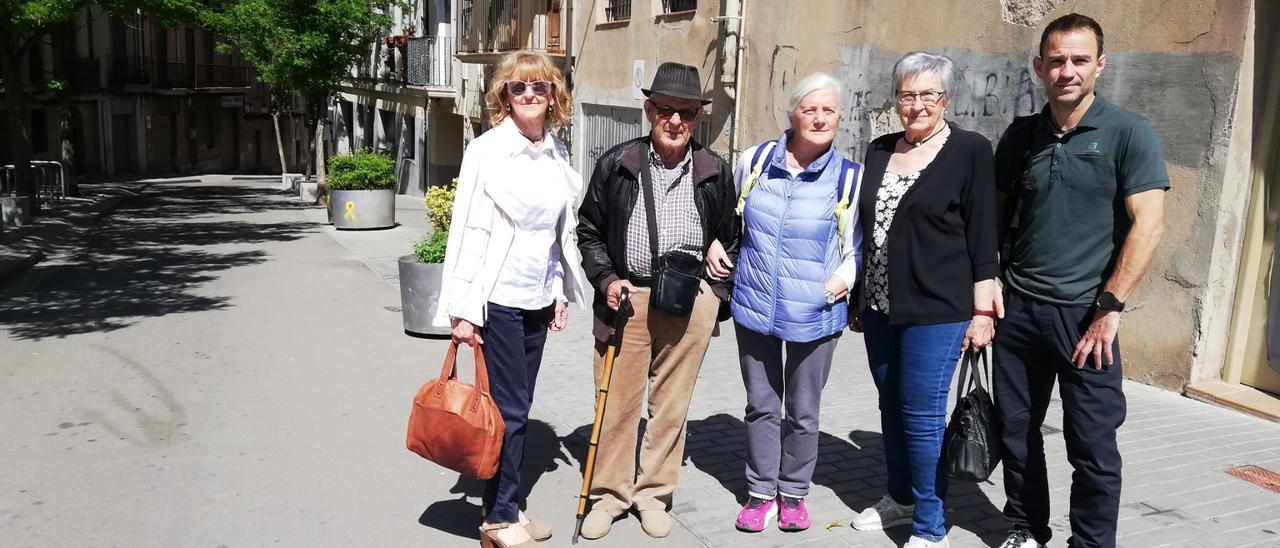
[506, 80, 553, 97]
[647, 100, 701, 121]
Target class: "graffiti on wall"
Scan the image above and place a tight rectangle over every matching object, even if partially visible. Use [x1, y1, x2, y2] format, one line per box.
[756, 44, 1239, 168]
[828, 44, 1051, 161]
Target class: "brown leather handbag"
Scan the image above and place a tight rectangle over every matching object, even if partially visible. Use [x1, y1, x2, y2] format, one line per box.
[406, 342, 505, 480]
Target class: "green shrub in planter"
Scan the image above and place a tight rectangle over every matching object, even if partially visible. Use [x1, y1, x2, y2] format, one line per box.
[328, 150, 397, 191]
[423, 179, 457, 233]
[413, 179, 456, 264]
[413, 231, 448, 264]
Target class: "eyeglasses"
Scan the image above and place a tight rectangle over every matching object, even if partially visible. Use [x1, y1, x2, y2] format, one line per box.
[895, 90, 945, 106]
[507, 80, 553, 97]
[648, 100, 701, 121]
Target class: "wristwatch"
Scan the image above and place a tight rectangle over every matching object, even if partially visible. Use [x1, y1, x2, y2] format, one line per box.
[825, 289, 839, 305]
[1095, 291, 1125, 313]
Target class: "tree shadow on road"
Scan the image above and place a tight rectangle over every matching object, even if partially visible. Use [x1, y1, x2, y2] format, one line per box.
[0, 184, 321, 340]
[115, 181, 316, 218]
[683, 413, 1007, 546]
[418, 419, 571, 541]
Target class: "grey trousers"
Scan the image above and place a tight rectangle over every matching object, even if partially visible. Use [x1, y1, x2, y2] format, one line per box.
[736, 322, 840, 498]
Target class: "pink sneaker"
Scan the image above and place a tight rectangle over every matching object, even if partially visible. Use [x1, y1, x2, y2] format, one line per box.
[778, 495, 810, 531]
[735, 496, 777, 532]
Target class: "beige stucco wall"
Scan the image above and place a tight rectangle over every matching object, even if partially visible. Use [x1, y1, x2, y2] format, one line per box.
[570, 0, 729, 164]
[571, 0, 1256, 390]
[571, 2, 724, 105]
[734, 0, 1252, 390]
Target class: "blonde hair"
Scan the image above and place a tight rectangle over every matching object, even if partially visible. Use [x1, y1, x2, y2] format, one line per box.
[485, 50, 572, 128]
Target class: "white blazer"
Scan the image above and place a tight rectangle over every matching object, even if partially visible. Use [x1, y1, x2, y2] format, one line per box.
[433, 119, 590, 327]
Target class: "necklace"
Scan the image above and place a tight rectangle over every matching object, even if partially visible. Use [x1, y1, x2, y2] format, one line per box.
[904, 123, 948, 147]
[520, 128, 545, 143]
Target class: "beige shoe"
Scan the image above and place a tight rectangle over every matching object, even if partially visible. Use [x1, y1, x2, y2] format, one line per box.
[479, 522, 539, 548]
[638, 509, 671, 538]
[579, 509, 619, 540]
[518, 511, 551, 541]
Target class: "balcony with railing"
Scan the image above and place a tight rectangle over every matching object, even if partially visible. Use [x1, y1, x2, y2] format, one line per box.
[109, 55, 152, 86]
[69, 58, 103, 91]
[407, 35, 455, 88]
[157, 62, 251, 90]
[458, 0, 562, 63]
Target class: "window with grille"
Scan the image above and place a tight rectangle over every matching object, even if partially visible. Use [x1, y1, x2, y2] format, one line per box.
[662, 0, 697, 13]
[580, 103, 715, 183]
[460, 0, 473, 40]
[605, 0, 631, 21]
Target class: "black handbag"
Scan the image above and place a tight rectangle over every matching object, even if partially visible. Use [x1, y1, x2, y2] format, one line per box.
[944, 348, 1001, 482]
[640, 162, 702, 317]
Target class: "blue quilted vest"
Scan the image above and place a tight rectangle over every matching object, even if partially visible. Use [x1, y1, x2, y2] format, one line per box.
[732, 132, 851, 342]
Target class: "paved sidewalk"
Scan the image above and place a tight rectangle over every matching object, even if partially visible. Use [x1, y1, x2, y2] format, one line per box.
[322, 193, 1280, 547]
[0, 182, 149, 281]
[301, 192, 433, 291]
[5, 179, 1274, 547]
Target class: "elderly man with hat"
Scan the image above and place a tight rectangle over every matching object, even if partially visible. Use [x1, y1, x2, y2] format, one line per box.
[576, 62, 740, 540]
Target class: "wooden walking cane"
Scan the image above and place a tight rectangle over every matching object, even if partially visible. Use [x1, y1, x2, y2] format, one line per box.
[572, 287, 630, 544]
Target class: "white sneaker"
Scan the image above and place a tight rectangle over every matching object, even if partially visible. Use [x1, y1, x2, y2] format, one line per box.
[998, 529, 1046, 548]
[905, 535, 949, 548]
[850, 494, 914, 531]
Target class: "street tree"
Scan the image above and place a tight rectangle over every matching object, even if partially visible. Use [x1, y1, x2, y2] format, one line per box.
[0, 0, 201, 214]
[205, 0, 391, 188]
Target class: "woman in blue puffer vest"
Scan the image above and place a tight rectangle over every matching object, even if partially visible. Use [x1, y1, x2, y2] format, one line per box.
[705, 72, 862, 533]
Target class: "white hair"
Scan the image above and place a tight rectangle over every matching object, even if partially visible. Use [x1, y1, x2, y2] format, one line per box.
[891, 52, 956, 97]
[786, 72, 843, 112]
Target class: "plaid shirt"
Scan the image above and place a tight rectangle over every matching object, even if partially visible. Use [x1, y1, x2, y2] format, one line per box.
[625, 144, 704, 278]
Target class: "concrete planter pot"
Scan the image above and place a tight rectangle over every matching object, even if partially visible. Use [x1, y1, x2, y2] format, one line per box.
[329, 189, 395, 230]
[1, 196, 31, 227]
[399, 255, 450, 336]
[298, 180, 322, 204]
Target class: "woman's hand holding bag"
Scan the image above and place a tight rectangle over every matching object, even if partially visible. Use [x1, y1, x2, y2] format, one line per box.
[406, 341, 504, 480]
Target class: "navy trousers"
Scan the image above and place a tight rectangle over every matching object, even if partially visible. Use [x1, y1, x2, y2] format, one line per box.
[480, 302, 550, 524]
[993, 290, 1126, 548]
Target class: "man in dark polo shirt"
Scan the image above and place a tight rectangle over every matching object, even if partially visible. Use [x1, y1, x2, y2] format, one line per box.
[992, 13, 1169, 548]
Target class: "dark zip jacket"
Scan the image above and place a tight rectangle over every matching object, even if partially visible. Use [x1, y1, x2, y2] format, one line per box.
[577, 136, 740, 341]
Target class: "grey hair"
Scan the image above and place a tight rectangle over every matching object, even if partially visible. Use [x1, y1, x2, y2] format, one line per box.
[891, 52, 956, 97]
[786, 72, 843, 112]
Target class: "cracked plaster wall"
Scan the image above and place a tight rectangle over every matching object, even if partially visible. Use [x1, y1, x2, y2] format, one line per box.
[733, 0, 1250, 390]
[570, 0, 1253, 390]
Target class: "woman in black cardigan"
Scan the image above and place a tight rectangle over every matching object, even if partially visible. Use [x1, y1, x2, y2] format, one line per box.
[846, 52, 1002, 548]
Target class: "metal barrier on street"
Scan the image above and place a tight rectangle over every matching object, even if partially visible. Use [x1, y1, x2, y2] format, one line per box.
[0, 162, 67, 204]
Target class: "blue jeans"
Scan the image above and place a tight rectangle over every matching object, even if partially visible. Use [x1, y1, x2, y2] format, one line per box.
[861, 308, 969, 542]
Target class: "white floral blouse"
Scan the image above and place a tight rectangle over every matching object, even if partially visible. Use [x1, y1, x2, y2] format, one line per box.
[867, 170, 922, 313]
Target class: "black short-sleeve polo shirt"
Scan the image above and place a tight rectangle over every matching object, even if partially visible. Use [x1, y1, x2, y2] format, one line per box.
[994, 95, 1170, 305]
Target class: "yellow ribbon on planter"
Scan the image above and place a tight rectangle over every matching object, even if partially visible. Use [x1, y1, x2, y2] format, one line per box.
[344, 201, 356, 221]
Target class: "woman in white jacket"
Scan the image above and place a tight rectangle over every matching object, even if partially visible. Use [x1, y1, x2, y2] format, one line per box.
[434, 50, 588, 548]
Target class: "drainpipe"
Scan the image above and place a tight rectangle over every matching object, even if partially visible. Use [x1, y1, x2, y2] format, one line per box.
[712, 0, 746, 166]
[564, 0, 573, 79]
[563, 0, 577, 171]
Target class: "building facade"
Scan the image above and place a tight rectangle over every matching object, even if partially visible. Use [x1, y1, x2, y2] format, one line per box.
[331, 0, 566, 196]
[319, 0, 1280, 416]
[565, 0, 1279, 417]
[1, 7, 310, 178]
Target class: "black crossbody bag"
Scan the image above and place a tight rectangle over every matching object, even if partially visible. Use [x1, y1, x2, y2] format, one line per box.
[640, 164, 703, 316]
